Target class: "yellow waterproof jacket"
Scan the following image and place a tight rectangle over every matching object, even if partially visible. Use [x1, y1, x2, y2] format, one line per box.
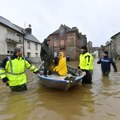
[79, 52, 94, 70]
[0, 55, 38, 86]
[53, 53, 67, 76]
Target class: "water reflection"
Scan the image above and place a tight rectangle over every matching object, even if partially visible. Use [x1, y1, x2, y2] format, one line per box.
[0, 59, 120, 120]
[0, 84, 94, 120]
[27, 84, 94, 120]
[101, 76, 112, 87]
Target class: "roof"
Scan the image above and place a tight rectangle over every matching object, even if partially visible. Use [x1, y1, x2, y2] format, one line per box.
[111, 32, 120, 39]
[0, 16, 40, 44]
[50, 24, 79, 35]
[14, 24, 40, 43]
[0, 16, 24, 34]
[25, 33, 41, 43]
[14, 24, 26, 33]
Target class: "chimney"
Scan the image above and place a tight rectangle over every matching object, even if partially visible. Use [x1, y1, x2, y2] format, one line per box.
[25, 24, 32, 34]
[72, 27, 78, 32]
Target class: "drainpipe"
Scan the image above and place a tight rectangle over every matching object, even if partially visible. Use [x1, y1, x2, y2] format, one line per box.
[21, 29, 25, 57]
[23, 34, 25, 57]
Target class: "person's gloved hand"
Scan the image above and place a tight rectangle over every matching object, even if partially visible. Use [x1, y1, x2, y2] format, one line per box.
[2, 77, 9, 83]
[33, 70, 40, 74]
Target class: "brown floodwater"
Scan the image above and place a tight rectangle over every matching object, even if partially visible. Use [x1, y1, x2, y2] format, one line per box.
[0, 58, 120, 120]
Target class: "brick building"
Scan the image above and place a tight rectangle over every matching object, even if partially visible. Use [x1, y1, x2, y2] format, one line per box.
[88, 41, 93, 53]
[47, 24, 87, 60]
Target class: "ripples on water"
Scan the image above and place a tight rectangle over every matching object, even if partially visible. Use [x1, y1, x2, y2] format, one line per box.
[0, 58, 120, 120]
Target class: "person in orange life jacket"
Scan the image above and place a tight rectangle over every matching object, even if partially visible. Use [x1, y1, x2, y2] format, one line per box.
[0, 48, 40, 92]
[78, 45, 94, 84]
[53, 52, 67, 76]
[97, 51, 117, 76]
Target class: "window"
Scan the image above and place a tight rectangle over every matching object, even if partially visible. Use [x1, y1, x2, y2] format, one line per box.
[27, 52, 31, 58]
[54, 41, 58, 47]
[60, 40, 64, 46]
[35, 43, 38, 50]
[36, 53, 38, 57]
[11, 51, 13, 54]
[27, 41, 30, 49]
[60, 40, 65, 49]
[7, 50, 13, 54]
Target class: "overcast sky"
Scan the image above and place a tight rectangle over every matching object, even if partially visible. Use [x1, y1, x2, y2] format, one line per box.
[0, 0, 120, 47]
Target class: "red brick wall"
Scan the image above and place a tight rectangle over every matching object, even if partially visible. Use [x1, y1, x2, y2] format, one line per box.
[49, 32, 82, 60]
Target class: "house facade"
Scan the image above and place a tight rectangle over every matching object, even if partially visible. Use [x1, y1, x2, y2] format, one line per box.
[16, 26, 41, 58]
[110, 33, 120, 58]
[0, 16, 41, 62]
[0, 16, 24, 55]
[99, 32, 120, 59]
[47, 24, 87, 60]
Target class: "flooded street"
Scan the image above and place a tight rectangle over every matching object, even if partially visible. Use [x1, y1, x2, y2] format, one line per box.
[0, 58, 120, 120]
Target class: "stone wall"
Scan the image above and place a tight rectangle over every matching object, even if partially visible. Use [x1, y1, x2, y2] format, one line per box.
[66, 47, 76, 60]
[48, 26, 87, 60]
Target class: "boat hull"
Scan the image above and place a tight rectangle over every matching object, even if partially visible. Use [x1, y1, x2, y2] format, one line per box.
[38, 73, 84, 91]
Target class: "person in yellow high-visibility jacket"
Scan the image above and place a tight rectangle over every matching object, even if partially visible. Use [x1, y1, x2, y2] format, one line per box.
[53, 52, 67, 76]
[78, 45, 94, 84]
[0, 48, 39, 92]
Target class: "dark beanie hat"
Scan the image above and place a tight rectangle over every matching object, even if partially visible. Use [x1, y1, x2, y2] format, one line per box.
[81, 45, 87, 51]
[14, 47, 21, 54]
[104, 51, 108, 55]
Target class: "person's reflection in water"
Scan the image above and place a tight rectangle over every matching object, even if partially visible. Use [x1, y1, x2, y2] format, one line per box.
[80, 84, 95, 113]
[101, 76, 112, 87]
[1, 93, 29, 120]
[29, 85, 95, 120]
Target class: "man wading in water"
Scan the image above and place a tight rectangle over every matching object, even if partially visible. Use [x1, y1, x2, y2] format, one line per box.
[0, 47, 40, 92]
